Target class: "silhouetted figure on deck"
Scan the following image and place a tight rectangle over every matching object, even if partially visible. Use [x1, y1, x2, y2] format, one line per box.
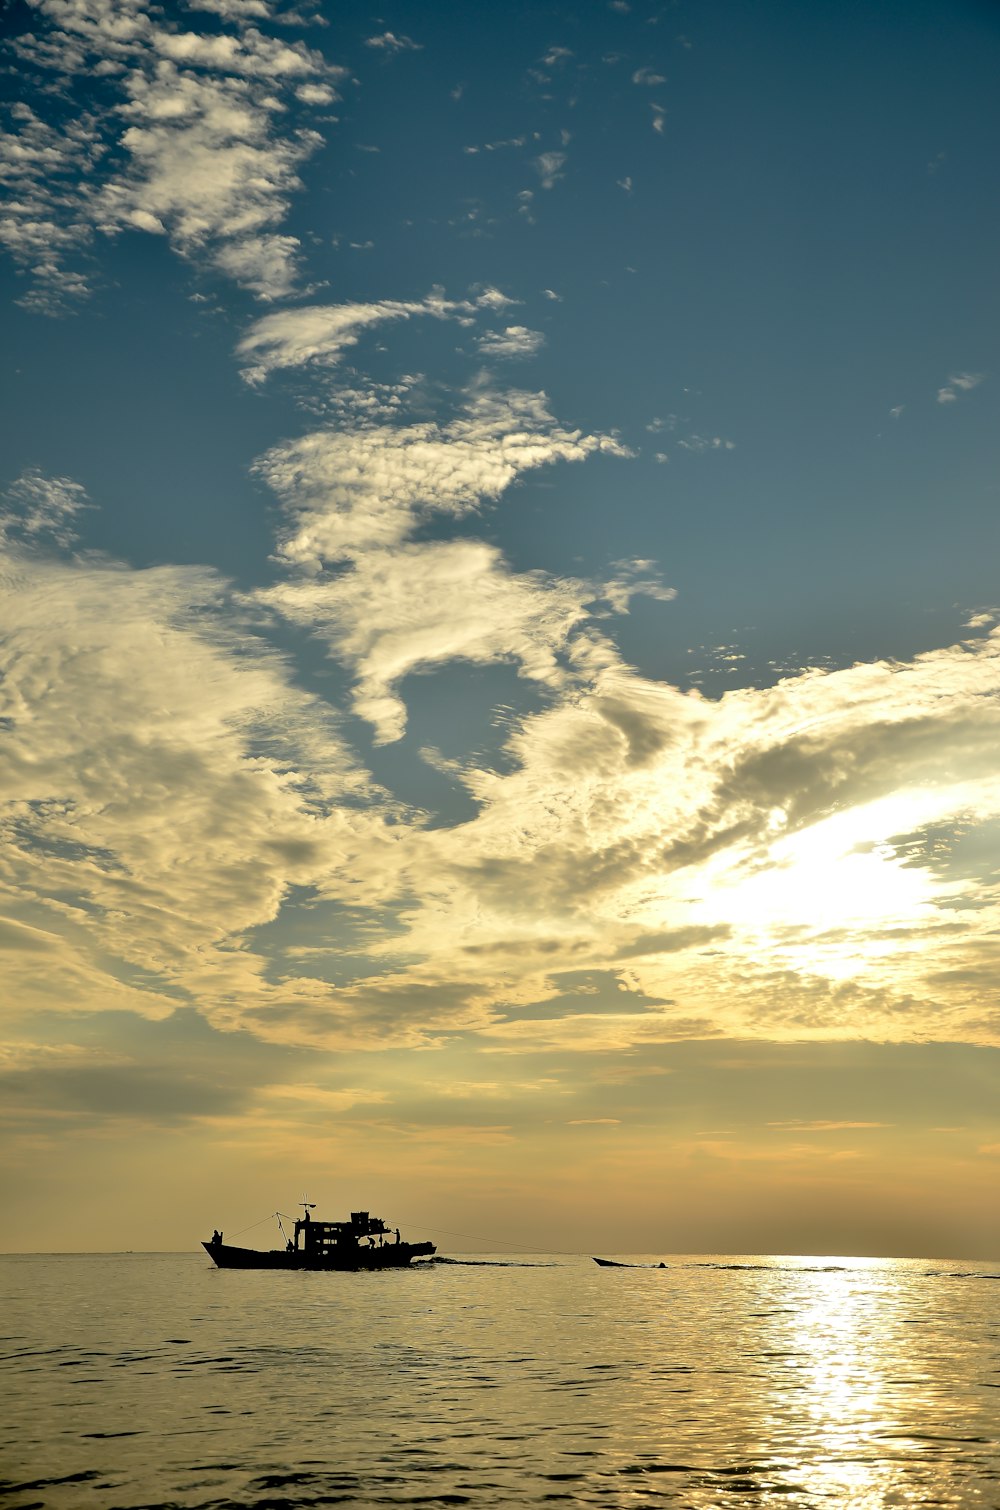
[212, 1230, 222, 1245]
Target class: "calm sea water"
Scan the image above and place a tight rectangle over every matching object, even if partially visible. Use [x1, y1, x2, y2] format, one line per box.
[2, 1252, 998, 1508]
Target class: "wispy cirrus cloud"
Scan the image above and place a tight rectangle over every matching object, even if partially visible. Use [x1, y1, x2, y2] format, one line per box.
[767, 1121, 890, 1132]
[237, 291, 472, 383]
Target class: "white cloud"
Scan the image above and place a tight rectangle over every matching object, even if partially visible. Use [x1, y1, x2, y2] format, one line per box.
[632, 66, 665, 85]
[677, 433, 735, 453]
[256, 388, 629, 569]
[373, 630, 1000, 1047]
[0, 102, 105, 313]
[3, 0, 342, 306]
[476, 326, 546, 361]
[5, 516, 1000, 1051]
[186, 0, 276, 21]
[364, 31, 421, 53]
[937, 372, 985, 404]
[237, 291, 471, 383]
[260, 539, 598, 742]
[296, 82, 337, 105]
[20, 0, 332, 77]
[1, 469, 92, 547]
[601, 560, 676, 614]
[6, 4, 1000, 1063]
[0, 539, 406, 1035]
[212, 232, 304, 300]
[534, 151, 566, 189]
[97, 65, 323, 299]
[18, 0, 154, 66]
[474, 286, 519, 311]
[154, 26, 329, 79]
[259, 546, 673, 745]
[465, 137, 527, 155]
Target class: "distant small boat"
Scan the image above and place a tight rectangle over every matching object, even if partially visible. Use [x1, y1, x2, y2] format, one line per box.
[592, 1257, 668, 1268]
[204, 1206, 436, 1271]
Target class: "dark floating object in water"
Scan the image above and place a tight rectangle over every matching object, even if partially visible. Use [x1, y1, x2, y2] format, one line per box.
[204, 1206, 435, 1271]
[592, 1257, 668, 1268]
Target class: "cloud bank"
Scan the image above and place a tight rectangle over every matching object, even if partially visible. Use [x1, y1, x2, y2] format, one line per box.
[4, 511, 1000, 1055]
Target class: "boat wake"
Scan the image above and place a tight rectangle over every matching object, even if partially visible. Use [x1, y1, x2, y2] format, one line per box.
[429, 1256, 559, 1268]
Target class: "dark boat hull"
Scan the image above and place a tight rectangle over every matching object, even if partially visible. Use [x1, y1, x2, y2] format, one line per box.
[592, 1257, 668, 1268]
[204, 1240, 435, 1270]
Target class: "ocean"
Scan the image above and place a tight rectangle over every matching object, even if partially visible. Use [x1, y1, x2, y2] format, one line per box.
[2, 1251, 998, 1508]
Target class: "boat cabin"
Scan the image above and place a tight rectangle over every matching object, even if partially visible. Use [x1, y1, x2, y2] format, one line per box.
[293, 1209, 396, 1256]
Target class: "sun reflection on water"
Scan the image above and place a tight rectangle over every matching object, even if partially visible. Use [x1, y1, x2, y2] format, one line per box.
[756, 1257, 937, 1506]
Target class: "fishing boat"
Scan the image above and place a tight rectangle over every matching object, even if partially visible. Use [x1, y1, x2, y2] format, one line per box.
[592, 1256, 668, 1268]
[203, 1204, 436, 1270]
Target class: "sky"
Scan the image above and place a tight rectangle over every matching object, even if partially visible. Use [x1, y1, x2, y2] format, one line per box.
[1, 0, 999, 1259]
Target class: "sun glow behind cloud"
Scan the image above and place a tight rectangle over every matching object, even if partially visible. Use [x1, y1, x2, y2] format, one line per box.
[4, 520, 1000, 1050]
[693, 793, 953, 962]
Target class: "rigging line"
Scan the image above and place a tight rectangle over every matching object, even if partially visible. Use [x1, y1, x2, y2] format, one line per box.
[229, 1213, 280, 1239]
[393, 1219, 581, 1257]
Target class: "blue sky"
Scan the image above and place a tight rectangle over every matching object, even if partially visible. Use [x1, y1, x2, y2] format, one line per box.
[1, 0, 999, 1255]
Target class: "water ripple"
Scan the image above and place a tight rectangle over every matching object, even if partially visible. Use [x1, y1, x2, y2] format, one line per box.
[1, 1252, 998, 1509]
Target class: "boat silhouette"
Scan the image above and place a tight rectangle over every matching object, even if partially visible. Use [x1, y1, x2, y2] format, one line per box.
[204, 1206, 435, 1270]
[592, 1256, 668, 1268]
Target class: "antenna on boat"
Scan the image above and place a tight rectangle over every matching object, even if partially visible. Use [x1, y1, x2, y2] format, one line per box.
[300, 1198, 316, 1213]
